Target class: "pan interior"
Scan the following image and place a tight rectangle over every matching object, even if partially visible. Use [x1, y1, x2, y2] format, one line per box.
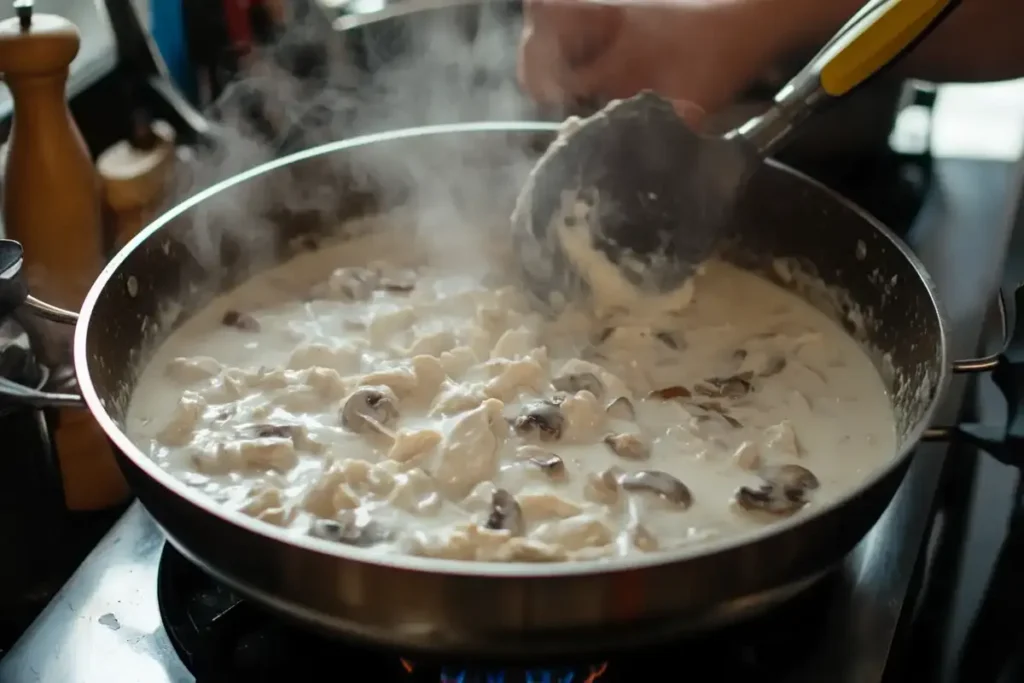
[80, 124, 947, 565]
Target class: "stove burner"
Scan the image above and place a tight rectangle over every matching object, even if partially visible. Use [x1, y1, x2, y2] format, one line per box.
[158, 544, 837, 682]
[401, 659, 608, 683]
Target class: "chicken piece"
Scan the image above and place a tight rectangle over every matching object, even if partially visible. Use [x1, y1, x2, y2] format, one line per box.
[430, 383, 487, 416]
[763, 420, 802, 458]
[221, 437, 299, 472]
[165, 356, 222, 383]
[531, 517, 614, 552]
[237, 484, 294, 526]
[559, 390, 607, 443]
[388, 468, 443, 515]
[156, 393, 207, 446]
[288, 342, 362, 375]
[368, 307, 417, 345]
[484, 357, 546, 402]
[438, 346, 479, 378]
[490, 326, 535, 360]
[360, 365, 419, 397]
[303, 367, 347, 399]
[387, 428, 442, 464]
[491, 537, 567, 562]
[407, 331, 456, 358]
[335, 458, 396, 497]
[411, 355, 446, 402]
[432, 399, 506, 500]
[518, 493, 583, 525]
[302, 463, 359, 517]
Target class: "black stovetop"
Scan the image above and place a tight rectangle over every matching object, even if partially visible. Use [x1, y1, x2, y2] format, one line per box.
[158, 543, 836, 683]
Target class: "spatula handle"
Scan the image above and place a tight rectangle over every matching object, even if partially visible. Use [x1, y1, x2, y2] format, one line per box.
[734, 0, 960, 156]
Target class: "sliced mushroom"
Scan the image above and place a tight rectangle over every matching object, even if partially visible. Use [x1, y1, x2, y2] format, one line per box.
[655, 331, 682, 350]
[734, 464, 820, 516]
[619, 470, 693, 508]
[763, 464, 820, 492]
[605, 396, 636, 420]
[380, 277, 415, 293]
[309, 513, 390, 547]
[649, 385, 691, 400]
[695, 373, 753, 399]
[549, 392, 570, 406]
[340, 386, 400, 434]
[603, 433, 650, 461]
[222, 309, 260, 332]
[240, 423, 323, 452]
[243, 423, 293, 439]
[485, 488, 524, 535]
[552, 372, 604, 398]
[525, 450, 566, 478]
[723, 414, 743, 429]
[512, 401, 565, 442]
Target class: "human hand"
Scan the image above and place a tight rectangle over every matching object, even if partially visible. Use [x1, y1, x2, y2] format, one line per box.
[517, 0, 811, 123]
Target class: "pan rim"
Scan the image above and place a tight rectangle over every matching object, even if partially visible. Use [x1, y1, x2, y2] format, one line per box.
[74, 120, 952, 579]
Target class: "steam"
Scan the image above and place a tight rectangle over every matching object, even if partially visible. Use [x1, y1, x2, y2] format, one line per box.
[170, 0, 546, 287]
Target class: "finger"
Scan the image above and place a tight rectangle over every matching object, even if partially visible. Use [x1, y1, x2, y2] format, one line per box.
[532, 0, 621, 67]
[519, 0, 621, 103]
[556, 28, 643, 102]
[671, 99, 706, 129]
[518, 20, 574, 104]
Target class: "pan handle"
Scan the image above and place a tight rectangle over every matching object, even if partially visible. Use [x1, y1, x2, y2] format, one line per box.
[0, 239, 85, 408]
[923, 284, 1024, 467]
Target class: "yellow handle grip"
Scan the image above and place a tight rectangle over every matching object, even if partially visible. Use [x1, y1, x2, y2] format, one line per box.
[819, 0, 955, 97]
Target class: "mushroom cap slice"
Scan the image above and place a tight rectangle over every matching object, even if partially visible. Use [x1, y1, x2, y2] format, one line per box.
[552, 372, 604, 398]
[485, 488, 525, 536]
[619, 470, 693, 508]
[513, 401, 565, 442]
[734, 464, 820, 517]
[341, 385, 400, 434]
[603, 433, 650, 460]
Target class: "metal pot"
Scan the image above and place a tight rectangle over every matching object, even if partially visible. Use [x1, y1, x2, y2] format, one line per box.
[0, 123, 1019, 658]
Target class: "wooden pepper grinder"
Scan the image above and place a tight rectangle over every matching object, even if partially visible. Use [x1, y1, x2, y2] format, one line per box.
[0, 1, 130, 510]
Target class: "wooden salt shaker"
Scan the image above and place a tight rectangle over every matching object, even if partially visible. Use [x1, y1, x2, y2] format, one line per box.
[98, 112, 177, 254]
[0, 2, 129, 510]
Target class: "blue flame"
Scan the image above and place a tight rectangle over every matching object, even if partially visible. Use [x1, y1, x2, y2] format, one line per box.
[439, 669, 580, 683]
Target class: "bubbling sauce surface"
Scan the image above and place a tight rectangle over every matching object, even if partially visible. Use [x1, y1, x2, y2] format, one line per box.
[126, 222, 896, 563]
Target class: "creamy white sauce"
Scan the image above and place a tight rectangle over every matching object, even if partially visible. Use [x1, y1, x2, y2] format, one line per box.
[126, 220, 896, 563]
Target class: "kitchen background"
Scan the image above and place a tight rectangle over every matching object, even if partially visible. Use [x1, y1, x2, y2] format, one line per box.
[0, 1, 1023, 682]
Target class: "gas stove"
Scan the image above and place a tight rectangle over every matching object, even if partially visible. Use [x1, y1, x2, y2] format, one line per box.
[0, 498, 920, 683]
[0, 68, 1021, 683]
[0, 139, 974, 683]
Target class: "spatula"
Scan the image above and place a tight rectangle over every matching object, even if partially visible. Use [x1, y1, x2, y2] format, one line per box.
[512, 0, 960, 299]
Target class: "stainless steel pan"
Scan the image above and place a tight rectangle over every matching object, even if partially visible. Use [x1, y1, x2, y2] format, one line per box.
[0, 122, 1020, 657]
